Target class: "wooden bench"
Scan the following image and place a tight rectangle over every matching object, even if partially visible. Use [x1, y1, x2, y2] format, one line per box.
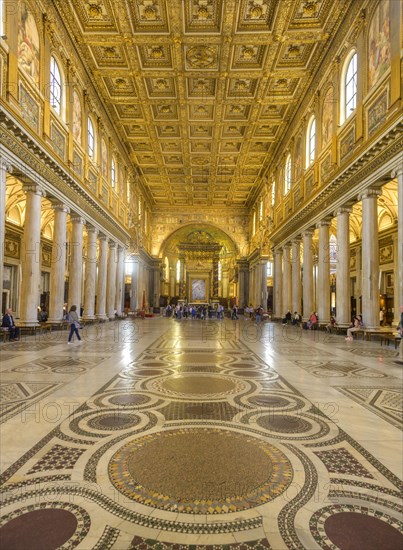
[380, 333, 401, 349]
[0, 329, 10, 343]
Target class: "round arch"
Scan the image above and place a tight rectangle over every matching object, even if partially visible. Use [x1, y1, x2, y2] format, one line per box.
[158, 222, 240, 258]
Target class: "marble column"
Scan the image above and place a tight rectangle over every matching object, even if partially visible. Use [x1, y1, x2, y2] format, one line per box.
[360, 188, 382, 329]
[302, 230, 314, 321]
[317, 220, 331, 324]
[222, 269, 229, 298]
[96, 235, 108, 320]
[0, 161, 11, 315]
[115, 246, 125, 316]
[19, 184, 44, 325]
[393, 168, 403, 322]
[106, 241, 117, 319]
[354, 245, 362, 315]
[169, 266, 175, 298]
[261, 261, 268, 309]
[179, 257, 186, 299]
[212, 256, 219, 299]
[335, 207, 352, 325]
[83, 226, 98, 320]
[153, 263, 161, 310]
[291, 238, 302, 315]
[282, 244, 292, 314]
[274, 248, 283, 318]
[68, 215, 85, 313]
[48, 204, 69, 323]
[129, 256, 138, 311]
[392, 234, 399, 326]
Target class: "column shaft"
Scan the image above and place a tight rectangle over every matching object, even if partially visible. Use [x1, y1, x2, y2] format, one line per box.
[0, 162, 8, 315]
[274, 249, 283, 318]
[96, 236, 108, 320]
[291, 239, 301, 314]
[83, 227, 98, 319]
[115, 246, 125, 316]
[68, 216, 85, 312]
[335, 209, 351, 324]
[317, 221, 331, 323]
[20, 185, 43, 325]
[48, 205, 69, 323]
[261, 261, 268, 309]
[361, 189, 381, 328]
[302, 231, 314, 320]
[282, 245, 292, 314]
[395, 169, 403, 318]
[106, 242, 117, 319]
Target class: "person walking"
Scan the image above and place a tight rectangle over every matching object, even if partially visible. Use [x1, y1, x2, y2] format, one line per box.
[67, 305, 82, 344]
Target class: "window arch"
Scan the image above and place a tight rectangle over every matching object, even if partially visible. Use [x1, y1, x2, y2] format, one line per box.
[284, 154, 292, 194]
[340, 51, 357, 124]
[306, 116, 316, 167]
[50, 56, 62, 116]
[87, 116, 95, 160]
[111, 157, 116, 188]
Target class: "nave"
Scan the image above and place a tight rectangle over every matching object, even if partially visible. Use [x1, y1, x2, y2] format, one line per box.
[0, 317, 402, 549]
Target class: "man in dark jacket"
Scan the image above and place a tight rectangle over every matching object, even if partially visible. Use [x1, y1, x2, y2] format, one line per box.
[1, 308, 20, 341]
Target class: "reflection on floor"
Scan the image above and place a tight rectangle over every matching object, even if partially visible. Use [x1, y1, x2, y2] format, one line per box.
[0, 318, 402, 549]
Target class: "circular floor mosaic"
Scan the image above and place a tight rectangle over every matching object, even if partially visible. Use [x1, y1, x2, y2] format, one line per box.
[151, 374, 246, 397]
[109, 427, 293, 514]
[87, 412, 141, 431]
[257, 414, 312, 434]
[109, 394, 150, 406]
[324, 512, 403, 550]
[0, 503, 90, 549]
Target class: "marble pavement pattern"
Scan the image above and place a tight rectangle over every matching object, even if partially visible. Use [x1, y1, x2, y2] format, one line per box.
[0, 319, 402, 549]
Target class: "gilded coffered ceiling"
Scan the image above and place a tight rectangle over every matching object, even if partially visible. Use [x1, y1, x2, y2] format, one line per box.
[53, 0, 351, 208]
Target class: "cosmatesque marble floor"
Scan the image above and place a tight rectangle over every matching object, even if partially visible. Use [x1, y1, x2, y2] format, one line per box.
[0, 317, 402, 549]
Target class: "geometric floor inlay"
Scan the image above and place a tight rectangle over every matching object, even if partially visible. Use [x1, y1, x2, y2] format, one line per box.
[1, 319, 402, 548]
[109, 427, 293, 514]
[334, 386, 403, 430]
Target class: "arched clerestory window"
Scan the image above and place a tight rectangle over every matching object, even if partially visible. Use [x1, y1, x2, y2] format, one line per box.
[285, 154, 292, 194]
[87, 117, 95, 160]
[306, 116, 316, 168]
[111, 157, 116, 188]
[50, 56, 63, 117]
[340, 51, 357, 124]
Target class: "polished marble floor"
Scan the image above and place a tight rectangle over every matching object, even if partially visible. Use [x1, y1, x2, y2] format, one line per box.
[0, 317, 402, 549]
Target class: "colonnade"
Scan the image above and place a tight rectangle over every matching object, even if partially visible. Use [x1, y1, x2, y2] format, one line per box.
[248, 260, 268, 309]
[273, 177, 403, 328]
[11, 182, 126, 326]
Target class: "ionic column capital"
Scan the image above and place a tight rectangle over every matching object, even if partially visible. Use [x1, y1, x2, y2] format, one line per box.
[51, 203, 70, 214]
[302, 228, 315, 238]
[316, 219, 331, 229]
[283, 242, 291, 250]
[334, 206, 352, 216]
[108, 241, 117, 249]
[98, 233, 109, 242]
[274, 247, 283, 256]
[0, 161, 13, 173]
[86, 225, 98, 235]
[70, 214, 86, 225]
[22, 183, 45, 197]
[291, 237, 301, 245]
[391, 167, 403, 179]
[358, 188, 382, 201]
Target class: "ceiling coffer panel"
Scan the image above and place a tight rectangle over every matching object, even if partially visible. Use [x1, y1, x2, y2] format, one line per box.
[54, 0, 352, 207]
